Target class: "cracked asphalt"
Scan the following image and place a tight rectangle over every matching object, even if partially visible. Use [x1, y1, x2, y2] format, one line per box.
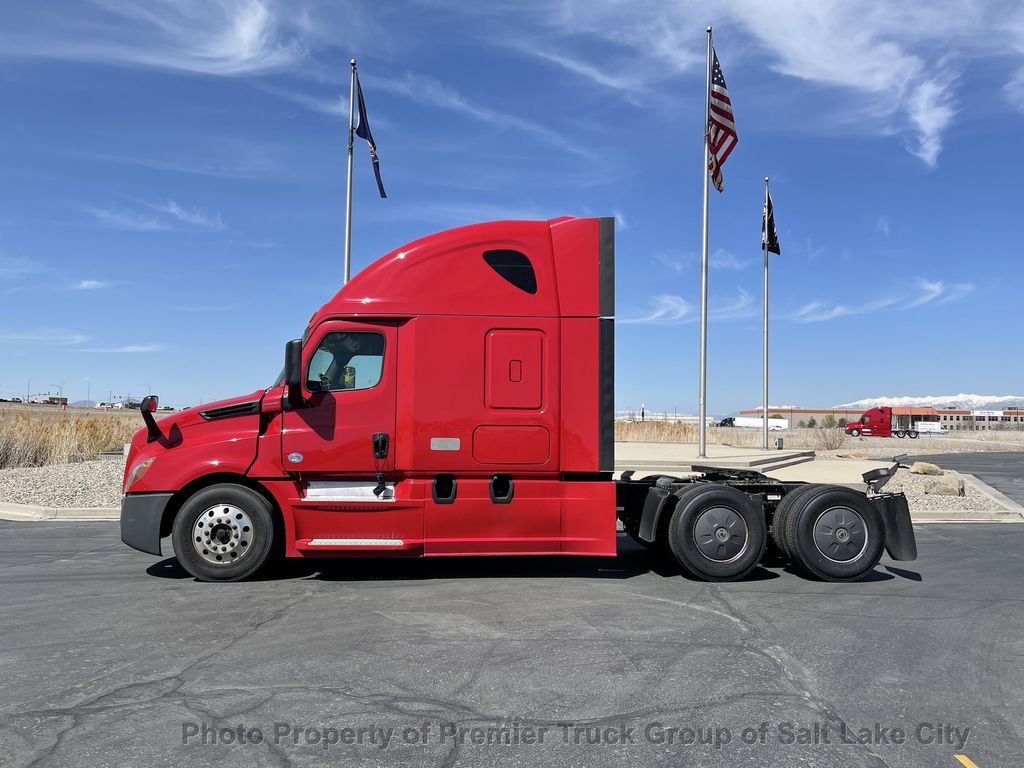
[0, 521, 1020, 768]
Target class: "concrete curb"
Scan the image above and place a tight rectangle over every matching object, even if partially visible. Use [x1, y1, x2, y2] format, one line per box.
[959, 473, 1024, 516]
[0, 502, 119, 522]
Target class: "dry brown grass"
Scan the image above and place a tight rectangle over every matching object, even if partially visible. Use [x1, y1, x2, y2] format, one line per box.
[0, 407, 140, 468]
[615, 421, 763, 446]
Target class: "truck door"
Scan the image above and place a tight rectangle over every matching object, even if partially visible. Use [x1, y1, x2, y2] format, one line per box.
[281, 321, 397, 474]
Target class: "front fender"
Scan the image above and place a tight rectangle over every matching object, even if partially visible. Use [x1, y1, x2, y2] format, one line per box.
[126, 421, 260, 493]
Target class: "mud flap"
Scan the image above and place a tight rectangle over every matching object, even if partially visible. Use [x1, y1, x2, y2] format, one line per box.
[638, 485, 673, 542]
[873, 493, 918, 561]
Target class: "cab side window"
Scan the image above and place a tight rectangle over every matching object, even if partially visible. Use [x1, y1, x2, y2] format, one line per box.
[306, 332, 385, 392]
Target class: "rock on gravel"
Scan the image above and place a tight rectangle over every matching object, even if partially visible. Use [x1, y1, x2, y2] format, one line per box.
[878, 468, 999, 515]
[924, 475, 965, 497]
[0, 459, 125, 508]
[910, 461, 943, 476]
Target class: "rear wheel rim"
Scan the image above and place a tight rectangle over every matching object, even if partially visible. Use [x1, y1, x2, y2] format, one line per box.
[192, 504, 254, 565]
[812, 506, 867, 562]
[693, 506, 748, 563]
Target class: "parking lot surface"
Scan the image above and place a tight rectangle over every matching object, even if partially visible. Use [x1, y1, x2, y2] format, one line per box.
[911, 451, 1024, 507]
[0, 521, 1020, 767]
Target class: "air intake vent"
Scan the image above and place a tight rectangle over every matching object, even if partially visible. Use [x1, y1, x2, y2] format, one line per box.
[199, 400, 260, 421]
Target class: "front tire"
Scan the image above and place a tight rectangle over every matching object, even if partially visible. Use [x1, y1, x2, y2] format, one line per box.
[667, 485, 766, 581]
[781, 485, 884, 581]
[849, 428, 861, 437]
[171, 484, 277, 582]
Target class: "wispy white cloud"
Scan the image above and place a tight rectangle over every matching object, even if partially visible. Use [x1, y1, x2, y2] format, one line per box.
[876, 215, 891, 238]
[619, 294, 693, 325]
[77, 344, 163, 353]
[364, 72, 593, 158]
[711, 288, 756, 320]
[0, 1, 304, 76]
[0, 256, 44, 280]
[710, 249, 751, 271]
[789, 276, 974, 322]
[620, 289, 755, 325]
[82, 205, 169, 231]
[499, 0, 1019, 166]
[73, 279, 109, 290]
[903, 70, 958, 167]
[147, 200, 225, 229]
[0, 328, 87, 344]
[651, 252, 688, 275]
[612, 209, 629, 231]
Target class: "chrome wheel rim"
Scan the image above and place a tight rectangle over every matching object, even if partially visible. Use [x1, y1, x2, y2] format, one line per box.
[191, 504, 254, 565]
[813, 506, 867, 562]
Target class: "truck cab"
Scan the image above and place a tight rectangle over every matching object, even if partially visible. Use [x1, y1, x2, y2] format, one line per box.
[845, 406, 893, 437]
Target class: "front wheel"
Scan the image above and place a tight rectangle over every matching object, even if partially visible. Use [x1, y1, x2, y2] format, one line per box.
[171, 483, 277, 582]
[667, 485, 766, 581]
[849, 428, 861, 437]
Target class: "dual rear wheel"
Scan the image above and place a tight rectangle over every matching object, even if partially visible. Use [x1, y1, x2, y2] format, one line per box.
[771, 484, 884, 581]
[661, 483, 884, 582]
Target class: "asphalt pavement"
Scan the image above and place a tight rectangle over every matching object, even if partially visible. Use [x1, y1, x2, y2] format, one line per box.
[910, 452, 1024, 506]
[0, 521, 1020, 768]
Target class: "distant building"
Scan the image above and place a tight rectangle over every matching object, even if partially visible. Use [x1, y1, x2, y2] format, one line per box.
[43, 396, 68, 406]
[739, 406, 1024, 431]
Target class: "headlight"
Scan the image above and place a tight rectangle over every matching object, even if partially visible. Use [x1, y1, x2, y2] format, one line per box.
[126, 458, 156, 491]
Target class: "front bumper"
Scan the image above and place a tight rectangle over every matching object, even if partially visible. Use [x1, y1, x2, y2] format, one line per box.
[120, 492, 174, 556]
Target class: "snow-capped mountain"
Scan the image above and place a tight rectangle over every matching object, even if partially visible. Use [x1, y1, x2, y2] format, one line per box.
[834, 394, 1024, 410]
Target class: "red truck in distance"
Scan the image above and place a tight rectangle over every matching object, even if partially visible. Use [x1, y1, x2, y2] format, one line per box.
[120, 217, 916, 583]
[846, 407, 931, 438]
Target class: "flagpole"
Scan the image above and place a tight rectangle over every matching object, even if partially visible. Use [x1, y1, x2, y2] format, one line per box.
[343, 58, 357, 285]
[762, 177, 770, 450]
[698, 26, 712, 458]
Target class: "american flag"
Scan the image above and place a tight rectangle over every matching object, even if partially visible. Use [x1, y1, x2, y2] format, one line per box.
[707, 47, 737, 193]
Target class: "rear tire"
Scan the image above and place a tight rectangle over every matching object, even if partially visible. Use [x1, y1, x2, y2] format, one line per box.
[782, 485, 884, 581]
[895, 430, 906, 438]
[171, 483, 277, 582]
[907, 430, 919, 439]
[667, 485, 766, 581]
[771, 484, 824, 561]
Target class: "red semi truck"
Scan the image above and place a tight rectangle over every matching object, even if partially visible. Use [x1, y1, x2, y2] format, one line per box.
[120, 217, 916, 583]
[845, 407, 942, 438]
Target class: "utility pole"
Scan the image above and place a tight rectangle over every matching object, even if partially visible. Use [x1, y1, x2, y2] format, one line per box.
[26, 379, 31, 403]
[86, 377, 91, 405]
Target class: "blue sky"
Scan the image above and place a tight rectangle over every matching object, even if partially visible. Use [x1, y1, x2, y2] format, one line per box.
[2, 0, 1023, 415]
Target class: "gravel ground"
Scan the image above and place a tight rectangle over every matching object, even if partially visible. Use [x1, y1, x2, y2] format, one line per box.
[816, 433, 1024, 458]
[872, 467, 1002, 515]
[0, 458, 125, 508]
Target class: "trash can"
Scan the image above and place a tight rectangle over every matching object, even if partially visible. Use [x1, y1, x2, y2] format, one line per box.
[774, 437, 784, 450]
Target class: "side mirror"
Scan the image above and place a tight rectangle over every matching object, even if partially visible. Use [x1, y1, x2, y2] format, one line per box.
[140, 395, 163, 443]
[284, 339, 304, 407]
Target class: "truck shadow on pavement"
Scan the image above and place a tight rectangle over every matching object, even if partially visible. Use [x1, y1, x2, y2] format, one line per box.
[145, 537, 790, 583]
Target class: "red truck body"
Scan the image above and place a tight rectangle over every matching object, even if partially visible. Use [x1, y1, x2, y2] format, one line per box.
[845, 406, 895, 437]
[121, 217, 617, 561]
[121, 216, 917, 582]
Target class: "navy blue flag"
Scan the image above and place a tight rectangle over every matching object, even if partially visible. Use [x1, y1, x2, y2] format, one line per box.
[762, 191, 780, 254]
[354, 74, 386, 198]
